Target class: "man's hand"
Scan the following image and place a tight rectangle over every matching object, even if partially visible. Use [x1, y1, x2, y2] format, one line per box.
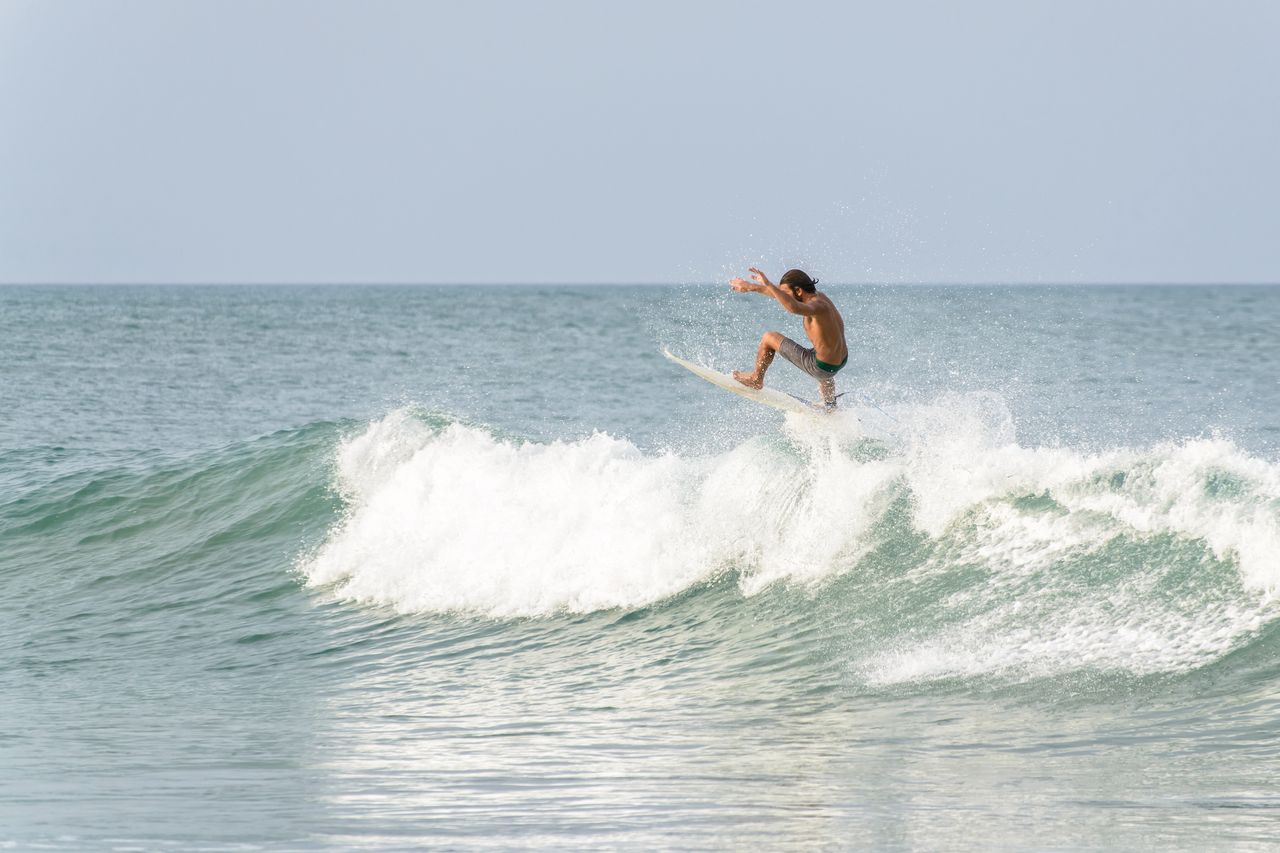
[748, 267, 774, 288]
[729, 277, 756, 293]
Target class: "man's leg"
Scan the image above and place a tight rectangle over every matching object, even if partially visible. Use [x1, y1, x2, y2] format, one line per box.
[818, 376, 837, 408]
[733, 331, 784, 389]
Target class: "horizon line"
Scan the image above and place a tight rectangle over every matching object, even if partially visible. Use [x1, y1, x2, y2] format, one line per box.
[3, 280, 1280, 288]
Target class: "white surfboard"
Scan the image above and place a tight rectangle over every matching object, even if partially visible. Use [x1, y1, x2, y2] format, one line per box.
[662, 349, 825, 415]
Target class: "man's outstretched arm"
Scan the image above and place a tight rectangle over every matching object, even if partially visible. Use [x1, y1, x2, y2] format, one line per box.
[729, 268, 820, 316]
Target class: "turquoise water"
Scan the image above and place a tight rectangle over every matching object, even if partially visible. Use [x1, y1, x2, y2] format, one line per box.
[2, 284, 1279, 850]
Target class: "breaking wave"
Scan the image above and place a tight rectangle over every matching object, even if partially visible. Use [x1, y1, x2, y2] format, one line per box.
[300, 405, 1280, 683]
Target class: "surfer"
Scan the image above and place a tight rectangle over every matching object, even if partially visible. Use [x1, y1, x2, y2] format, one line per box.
[730, 268, 848, 408]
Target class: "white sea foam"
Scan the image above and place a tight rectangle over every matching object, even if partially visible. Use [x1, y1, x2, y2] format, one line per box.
[857, 408, 1280, 682]
[863, 596, 1269, 685]
[302, 407, 1280, 677]
[303, 409, 899, 616]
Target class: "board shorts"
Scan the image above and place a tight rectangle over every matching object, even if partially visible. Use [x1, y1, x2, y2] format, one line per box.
[777, 336, 847, 383]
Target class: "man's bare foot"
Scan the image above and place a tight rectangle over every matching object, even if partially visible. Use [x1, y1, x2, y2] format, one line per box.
[733, 371, 763, 389]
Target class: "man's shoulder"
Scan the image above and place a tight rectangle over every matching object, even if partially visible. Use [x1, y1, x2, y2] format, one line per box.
[815, 293, 844, 323]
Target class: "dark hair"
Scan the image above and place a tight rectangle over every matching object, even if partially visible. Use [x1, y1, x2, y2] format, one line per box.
[780, 269, 818, 294]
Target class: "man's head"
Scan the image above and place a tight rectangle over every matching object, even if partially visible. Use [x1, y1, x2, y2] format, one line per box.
[780, 269, 818, 299]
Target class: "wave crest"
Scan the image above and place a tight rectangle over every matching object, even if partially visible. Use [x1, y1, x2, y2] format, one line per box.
[302, 410, 898, 615]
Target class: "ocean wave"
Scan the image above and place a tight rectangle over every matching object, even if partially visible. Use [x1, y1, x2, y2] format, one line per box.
[300, 406, 1280, 682]
[0, 423, 340, 595]
[6, 400, 1280, 687]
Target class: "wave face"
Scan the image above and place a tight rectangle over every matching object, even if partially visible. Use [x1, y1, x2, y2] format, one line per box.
[300, 406, 1280, 684]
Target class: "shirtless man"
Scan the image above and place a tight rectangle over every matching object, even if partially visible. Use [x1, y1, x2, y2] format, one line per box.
[730, 268, 848, 408]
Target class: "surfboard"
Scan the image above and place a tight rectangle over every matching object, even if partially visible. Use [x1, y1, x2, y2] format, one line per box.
[662, 349, 826, 415]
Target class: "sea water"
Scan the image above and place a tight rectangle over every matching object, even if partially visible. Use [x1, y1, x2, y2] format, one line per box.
[2, 284, 1279, 850]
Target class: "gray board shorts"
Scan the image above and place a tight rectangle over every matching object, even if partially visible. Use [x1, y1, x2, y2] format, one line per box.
[777, 336, 845, 383]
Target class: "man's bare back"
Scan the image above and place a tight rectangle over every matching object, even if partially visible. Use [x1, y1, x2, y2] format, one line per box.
[728, 268, 848, 407]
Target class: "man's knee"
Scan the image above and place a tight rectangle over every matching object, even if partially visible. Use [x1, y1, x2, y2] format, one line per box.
[762, 331, 784, 349]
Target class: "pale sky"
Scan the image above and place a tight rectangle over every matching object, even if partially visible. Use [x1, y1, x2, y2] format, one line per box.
[2, 0, 1277, 284]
